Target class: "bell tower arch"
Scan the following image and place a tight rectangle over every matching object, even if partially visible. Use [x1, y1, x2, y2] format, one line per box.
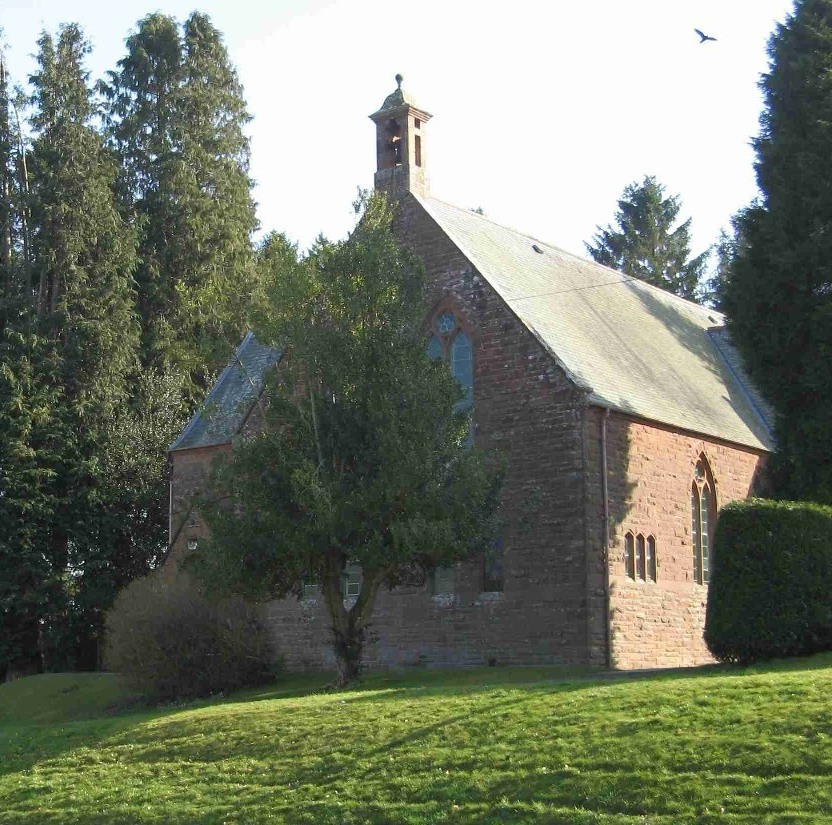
[369, 74, 432, 198]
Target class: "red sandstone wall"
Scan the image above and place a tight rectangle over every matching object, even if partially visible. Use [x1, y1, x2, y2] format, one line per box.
[167, 195, 767, 673]
[584, 408, 766, 670]
[231, 196, 596, 670]
[168, 443, 232, 573]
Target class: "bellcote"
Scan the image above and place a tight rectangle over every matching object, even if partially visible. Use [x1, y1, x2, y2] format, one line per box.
[369, 74, 432, 198]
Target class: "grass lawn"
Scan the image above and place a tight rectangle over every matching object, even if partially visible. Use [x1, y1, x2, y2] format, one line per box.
[1, 656, 831, 824]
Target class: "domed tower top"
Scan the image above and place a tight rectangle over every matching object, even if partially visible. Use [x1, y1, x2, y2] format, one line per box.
[369, 75, 432, 198]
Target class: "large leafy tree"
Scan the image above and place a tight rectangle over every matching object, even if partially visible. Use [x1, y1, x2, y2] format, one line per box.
[586, 175, 708, 300]
[104, 12, 260, 390]
[193, 195, 503, 686]
[721, 0, 832, 503]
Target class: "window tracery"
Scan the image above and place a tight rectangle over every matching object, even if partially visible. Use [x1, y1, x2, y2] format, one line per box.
[427, 309, 474, 447]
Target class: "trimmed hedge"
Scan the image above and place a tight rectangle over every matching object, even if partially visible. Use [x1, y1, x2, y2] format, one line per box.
[104, 571, 280, 702]
[705, 498, 832, 663]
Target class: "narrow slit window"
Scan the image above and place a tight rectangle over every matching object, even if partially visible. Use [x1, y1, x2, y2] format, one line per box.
[701, 486, 712, 584]
[691, 456, 717, 585]
[636, 534, 646, 581]
[624, 533, 635, 579]
[343, 564, 361, 599]
[415, 134, 422, 167]
[646, 536, 657, 581]
[483, 537, 504, 592]
[692, 484, 702, 583]
[431, 566, 454, 596]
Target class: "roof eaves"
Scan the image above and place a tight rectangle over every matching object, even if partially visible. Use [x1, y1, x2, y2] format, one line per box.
[588, 394, 772, 453]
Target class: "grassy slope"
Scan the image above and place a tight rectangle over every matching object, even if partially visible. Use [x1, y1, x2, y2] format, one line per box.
[1, 658, 831, 824]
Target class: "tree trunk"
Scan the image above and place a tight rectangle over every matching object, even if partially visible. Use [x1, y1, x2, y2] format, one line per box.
[321, 558, 387, 688]
[332, 619, 365, 688]
[0, 58, 11, 274]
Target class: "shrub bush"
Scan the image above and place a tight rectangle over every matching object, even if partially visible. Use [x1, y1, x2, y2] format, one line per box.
[104, 571, 279, 701]
[705, 498, 832, 664]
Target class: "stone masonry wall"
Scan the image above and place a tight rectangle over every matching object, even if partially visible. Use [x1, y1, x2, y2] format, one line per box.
[169, 195, 597, 672]
[583, 407, 766, 670]
[168, 444, 231, 573]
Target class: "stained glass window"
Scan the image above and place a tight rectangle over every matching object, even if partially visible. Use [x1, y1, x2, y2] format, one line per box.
[426, 312, 474, 448]
[427, 335, 443, 361]
[437, 312, 456, 334]
[451, 332, 473, 399]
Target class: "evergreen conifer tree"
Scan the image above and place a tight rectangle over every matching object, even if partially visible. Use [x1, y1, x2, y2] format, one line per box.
[25, 24, 146, 667]
[104, 12, 259, 391]
[721, 0, 832, 503]
[0, 52, 32, 329]
[586, 175, 708, 301]
[0, 331, 64, 678]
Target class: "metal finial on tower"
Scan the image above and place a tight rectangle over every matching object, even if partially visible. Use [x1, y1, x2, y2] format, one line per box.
[395, 73, 403, 90]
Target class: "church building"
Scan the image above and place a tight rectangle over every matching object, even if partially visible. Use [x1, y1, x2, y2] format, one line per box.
[168, 79, 773, 671]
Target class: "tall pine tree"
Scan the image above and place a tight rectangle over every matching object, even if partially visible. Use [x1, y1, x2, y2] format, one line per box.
[0, 51, 32, 328]
[586, 175, 708, 301]
[721, 0, 832, 503]
[0, 331, 64, 679]
[0, 44, 61, 678]
[104, 12, 259, 391]
[25, 24, 146, 668]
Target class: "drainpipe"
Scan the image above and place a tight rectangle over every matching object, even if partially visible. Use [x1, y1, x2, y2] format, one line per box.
[600, 406, 613, 670]
[168, 480, 173, 549]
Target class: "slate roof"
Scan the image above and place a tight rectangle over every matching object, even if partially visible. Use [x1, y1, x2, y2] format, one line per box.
[170, 197, 774, 455]
[415, 194, 775, 452]
[170, 332, 282, 452]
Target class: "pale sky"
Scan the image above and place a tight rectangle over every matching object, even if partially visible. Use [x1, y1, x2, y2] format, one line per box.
[1, 0, 795, 261]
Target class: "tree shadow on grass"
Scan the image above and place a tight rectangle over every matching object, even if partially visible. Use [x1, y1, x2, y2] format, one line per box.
[3, 659, 831, 825]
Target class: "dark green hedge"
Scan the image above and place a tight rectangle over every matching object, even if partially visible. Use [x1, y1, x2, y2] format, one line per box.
[705, 498, 832, 664]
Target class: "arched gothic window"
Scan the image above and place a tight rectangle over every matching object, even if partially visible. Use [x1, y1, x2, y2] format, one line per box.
[427, 310, 473, 447]
[691, 455, 716, 585]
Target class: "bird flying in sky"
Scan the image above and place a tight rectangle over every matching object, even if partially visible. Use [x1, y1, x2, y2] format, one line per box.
[695, 28, 717, 43]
